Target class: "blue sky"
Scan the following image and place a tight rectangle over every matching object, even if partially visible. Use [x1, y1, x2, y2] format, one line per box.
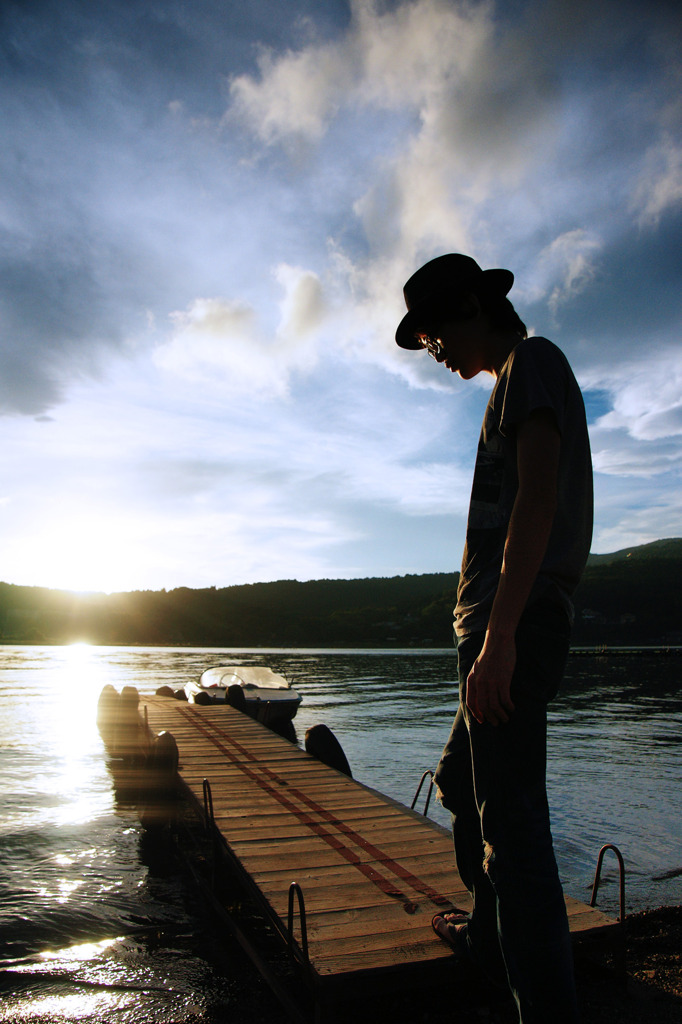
[1, 0, 681, 592]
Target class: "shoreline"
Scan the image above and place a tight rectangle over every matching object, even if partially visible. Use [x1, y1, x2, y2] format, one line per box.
[2, 640, 682, 656]
[190, 902, 682, 1023]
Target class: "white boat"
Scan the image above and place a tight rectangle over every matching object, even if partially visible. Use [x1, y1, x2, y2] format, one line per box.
[184, 665, 302, 724]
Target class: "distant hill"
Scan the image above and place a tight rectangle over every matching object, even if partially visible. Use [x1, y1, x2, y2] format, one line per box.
[0, 540, 680, 647]
[587, 538, 682, 565]
[573, 539, 682, 646]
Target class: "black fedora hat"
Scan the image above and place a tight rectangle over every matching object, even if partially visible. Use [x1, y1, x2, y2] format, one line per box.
[395, 253, 514, 349]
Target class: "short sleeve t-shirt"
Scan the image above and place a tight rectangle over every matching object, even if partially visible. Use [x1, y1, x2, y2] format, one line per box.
[454, 337, 593, 638]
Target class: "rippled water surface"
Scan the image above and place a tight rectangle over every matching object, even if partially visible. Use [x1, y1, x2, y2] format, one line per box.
[1, 644, 680, 1022]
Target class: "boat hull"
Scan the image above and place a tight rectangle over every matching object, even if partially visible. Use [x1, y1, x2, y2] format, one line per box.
[184, 665, 301, 724]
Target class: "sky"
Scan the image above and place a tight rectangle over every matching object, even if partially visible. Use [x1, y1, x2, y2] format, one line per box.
[1, 0, 681, 594]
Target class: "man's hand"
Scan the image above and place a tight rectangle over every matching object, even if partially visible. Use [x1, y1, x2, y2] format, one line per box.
[466, 632, 517, 726]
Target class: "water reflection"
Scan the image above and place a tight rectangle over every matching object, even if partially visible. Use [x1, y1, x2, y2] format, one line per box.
[0, 935, 204, 1024]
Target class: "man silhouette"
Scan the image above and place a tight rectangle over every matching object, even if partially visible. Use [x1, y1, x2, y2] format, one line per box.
[396, 254, 593, 1023]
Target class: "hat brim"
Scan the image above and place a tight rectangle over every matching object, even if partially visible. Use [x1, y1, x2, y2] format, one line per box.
[395, 267, 514, 349]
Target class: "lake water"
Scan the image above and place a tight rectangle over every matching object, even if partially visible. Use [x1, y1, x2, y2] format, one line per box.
[1, 644, 681, 1022]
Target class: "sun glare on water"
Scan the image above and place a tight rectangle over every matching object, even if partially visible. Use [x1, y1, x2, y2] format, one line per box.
[47, 643, 112, 826]
[0, 939, 130, 1023]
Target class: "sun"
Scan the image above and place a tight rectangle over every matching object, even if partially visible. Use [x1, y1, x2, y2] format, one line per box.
[9, 513, 148, 593]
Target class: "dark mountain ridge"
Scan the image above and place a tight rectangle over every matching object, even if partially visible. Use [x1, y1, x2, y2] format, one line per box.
[587, 538, 682, 565]
[0, 539, 680, 647]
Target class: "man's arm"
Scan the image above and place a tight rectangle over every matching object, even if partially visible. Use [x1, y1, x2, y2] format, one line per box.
[466, 407, 561, 726]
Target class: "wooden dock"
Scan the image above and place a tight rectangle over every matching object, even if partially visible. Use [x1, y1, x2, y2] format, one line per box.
[128, 693, 619, 1021]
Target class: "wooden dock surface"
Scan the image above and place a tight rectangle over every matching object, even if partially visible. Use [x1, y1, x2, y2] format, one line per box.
[139, 693, 618, 992]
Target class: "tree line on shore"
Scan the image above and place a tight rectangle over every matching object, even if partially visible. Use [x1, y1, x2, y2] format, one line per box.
[1, 539, 680, 648]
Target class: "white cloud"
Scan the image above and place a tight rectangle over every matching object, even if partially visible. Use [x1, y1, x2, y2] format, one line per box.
[275, 264, 327, 342]
[227, 0, 492, 143]
[629, 8, 682, 226]
[170, 297, 255, 339]
[355, 0, 492, 109]
[592, 359, 682, 441]
[527, 230, 603, 318]
[631, 135, 682, 226]
[155, 268, 330, 395]
[592, 494, 682, 554]
[227, 0, 558, 254]
[586, 354, 682, 480]
[228, 39, 351, 145]
[354, 458, 473, 516]
[222, 0, 586, 407]
[155, 297, 286, 394]
[592, 440, 682, 478]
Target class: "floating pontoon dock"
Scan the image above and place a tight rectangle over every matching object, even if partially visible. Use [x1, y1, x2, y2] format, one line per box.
[109, 692, 621, 1022]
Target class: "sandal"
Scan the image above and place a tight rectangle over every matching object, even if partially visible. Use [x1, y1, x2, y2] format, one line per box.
[431, 910, 469, 954]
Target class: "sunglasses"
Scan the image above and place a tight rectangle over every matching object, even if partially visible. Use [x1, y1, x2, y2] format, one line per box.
[415, 331, 444, 360]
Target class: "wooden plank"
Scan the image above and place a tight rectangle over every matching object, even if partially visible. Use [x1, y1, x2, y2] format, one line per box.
[220, 815, 444, 839]
[565, 899, 620, 935]
[228, 837, 455, 869]
[245, 857, 469, 904]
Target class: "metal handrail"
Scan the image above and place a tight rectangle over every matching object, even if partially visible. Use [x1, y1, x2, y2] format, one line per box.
[590, 843, 626, 922]
[411, 769, 435, 816]
[287, 882, 309, 963]
[202, 777, 215, 832]
[142, 704, 150, 759]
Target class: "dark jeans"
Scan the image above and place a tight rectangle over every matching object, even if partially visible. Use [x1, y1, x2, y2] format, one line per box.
[433, 601, 580, 1024]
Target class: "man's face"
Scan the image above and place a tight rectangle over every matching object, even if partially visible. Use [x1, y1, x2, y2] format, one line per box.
[415, 293, 496, 379]
[415, 317, 486, 380]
